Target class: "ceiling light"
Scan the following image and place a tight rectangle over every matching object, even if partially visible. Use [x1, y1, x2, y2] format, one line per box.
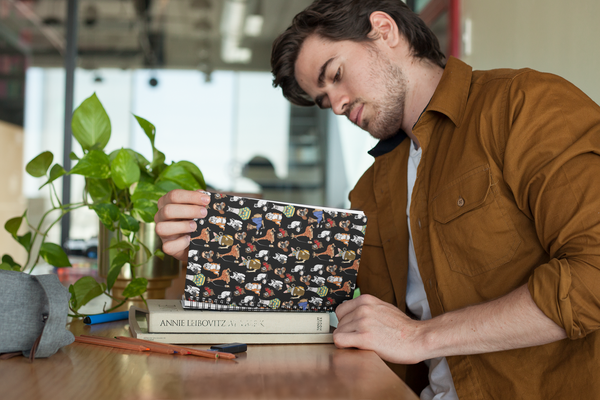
[220, 0, 252, 64]
[221, 38, 251, 64]
[244, 14, 263, 37]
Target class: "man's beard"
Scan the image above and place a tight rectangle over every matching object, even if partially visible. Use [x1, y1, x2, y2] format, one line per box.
[362, 51, 407, 140]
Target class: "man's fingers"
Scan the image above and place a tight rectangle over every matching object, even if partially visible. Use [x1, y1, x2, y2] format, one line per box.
[335, 297, 361, 321]
[172, 250, 189, 263]
[157, 189, 210, 209]
[162, 235, 191, 262]
[335, 305, 375, 333]
[154, 189, 211, 263]
[333, 329, 373, 351]
[335, 294, 379, 321]
[155, 204, 207, 223]
[155, 220, 197, 237]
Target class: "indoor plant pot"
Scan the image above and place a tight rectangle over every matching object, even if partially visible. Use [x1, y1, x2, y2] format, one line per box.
[98, 221, 181, 302]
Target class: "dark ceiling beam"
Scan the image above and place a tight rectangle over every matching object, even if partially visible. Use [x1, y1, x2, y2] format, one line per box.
[0, 21, 31, 55]
[9, 0, 66, 55]
[32, 49, 142, 57]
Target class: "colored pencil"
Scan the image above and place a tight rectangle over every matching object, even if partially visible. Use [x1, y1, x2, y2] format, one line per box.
[80, 335, 176, 355]
[115, 336, 237, 360]
[75, 336, 149, 352]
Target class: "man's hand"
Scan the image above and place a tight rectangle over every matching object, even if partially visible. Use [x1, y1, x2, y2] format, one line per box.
[333, 294, 427, 364]
[154, 189, 210, 262]
[333, 285, 567, 365]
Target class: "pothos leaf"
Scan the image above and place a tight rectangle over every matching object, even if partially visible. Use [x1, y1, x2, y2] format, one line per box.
[39, 164, 67, 190]
[0, 263, 13, 271]
[153, 249, 165, 260]
[26, 151, 53, 178]
[131, 199, 158, 223]
[107, 251, 130, 291]
[69, 276, 106, 311]
[2, 254, 21, 270]
[122, 277, 148, 298]
[90, 203, 120, 230]
[157, 164, 199, 190]
[177, 161, 207, 190]
[87, 178, 112, 203]
[69, 150, 111, 179]
[119, 213, 140, 234]
[71, 93, 111, 151]
[111, 149, 140, 190]
[4, 214, 24, 237]
[17, 232, 32, 252]
[39, 243, 72, 268]
[133, 114, 156, 147]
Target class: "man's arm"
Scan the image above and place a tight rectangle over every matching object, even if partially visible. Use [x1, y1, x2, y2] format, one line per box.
[333, 284, 567, 365]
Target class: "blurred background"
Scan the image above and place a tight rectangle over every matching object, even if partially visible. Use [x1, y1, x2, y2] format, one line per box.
[0, 0, 599, 273]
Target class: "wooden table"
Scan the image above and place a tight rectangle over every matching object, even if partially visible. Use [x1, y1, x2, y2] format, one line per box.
[0, 319, 418, 400]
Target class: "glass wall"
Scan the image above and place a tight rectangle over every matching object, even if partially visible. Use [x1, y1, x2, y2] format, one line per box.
[23, 67, 377, 244]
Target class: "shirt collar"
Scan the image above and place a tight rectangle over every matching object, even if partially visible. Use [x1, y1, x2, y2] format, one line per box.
[368, 130, 408, 157]
[424, 56, 473, 128]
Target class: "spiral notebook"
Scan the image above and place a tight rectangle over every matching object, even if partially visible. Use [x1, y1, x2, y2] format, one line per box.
[182, 193, 367, 312]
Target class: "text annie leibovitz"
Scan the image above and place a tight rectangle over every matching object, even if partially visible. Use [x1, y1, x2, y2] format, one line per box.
[158, 315, 325, 330]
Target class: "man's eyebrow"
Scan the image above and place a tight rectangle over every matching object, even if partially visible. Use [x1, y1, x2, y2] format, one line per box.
[317, 57, 335, 88]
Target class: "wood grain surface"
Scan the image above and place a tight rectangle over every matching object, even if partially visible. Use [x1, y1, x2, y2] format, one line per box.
[0, 319, 418, 400]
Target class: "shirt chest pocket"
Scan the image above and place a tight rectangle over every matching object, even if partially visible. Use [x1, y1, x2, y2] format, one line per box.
[431, 165, 521, 276]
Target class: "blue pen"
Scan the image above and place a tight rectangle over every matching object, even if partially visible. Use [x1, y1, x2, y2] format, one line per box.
[83, 311, 129, 325]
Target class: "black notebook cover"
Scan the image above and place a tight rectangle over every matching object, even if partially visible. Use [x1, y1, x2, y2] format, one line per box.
[183, 193, 367, 312]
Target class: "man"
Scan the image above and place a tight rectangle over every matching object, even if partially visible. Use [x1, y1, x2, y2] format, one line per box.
[155, 0, 600, 398]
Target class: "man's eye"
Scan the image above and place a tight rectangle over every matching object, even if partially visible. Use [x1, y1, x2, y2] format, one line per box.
[333, 69, 340, 83]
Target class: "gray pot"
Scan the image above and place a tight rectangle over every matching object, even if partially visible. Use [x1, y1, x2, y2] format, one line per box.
[98, 222, 181, 301]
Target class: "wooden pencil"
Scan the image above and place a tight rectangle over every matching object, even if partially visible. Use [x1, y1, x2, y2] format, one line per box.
[115, 336, 237, 360]
[115, 336, 207, 356]
[80, 335, 176, 355]
[75, 336, 150, 352]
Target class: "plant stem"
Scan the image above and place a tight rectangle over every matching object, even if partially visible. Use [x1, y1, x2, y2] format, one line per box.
[140, 293, 148, 308]
[26, 202, 85, 274]
[68, 294, 129, 318]
[50, 179, 62, 208]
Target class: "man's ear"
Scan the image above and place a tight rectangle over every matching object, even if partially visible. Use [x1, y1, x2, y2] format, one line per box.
[368, 11, 401, 48]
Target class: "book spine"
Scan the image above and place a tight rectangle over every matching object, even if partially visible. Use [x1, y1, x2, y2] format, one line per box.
[148, 312, 329, 334]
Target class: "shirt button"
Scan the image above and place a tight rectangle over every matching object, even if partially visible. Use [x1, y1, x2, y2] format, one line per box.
[457, 197, 465, 207]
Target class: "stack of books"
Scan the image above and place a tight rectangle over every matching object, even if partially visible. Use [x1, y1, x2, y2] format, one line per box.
[129, 299, 334, 344]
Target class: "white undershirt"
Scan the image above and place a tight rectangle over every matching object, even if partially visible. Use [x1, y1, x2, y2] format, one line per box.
[406, 140, 459, 400]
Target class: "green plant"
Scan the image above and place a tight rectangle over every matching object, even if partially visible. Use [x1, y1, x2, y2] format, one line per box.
[0, 93, 206, 317]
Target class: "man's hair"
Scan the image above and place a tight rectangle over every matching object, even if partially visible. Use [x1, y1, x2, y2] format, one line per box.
[271, 0, 445, 106]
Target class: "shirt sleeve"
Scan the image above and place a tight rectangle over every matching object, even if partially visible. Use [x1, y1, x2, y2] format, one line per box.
[502, 71, 600, 339]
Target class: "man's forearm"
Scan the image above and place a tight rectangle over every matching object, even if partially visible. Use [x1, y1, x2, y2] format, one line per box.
[419, 284, 567, 359]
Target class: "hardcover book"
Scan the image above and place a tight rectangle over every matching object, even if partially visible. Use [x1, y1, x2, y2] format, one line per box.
[147, 299, 329, 333]
[183, 193, 367, 312]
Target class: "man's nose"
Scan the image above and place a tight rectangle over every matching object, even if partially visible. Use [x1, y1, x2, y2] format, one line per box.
[331, 91, 349, 116]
